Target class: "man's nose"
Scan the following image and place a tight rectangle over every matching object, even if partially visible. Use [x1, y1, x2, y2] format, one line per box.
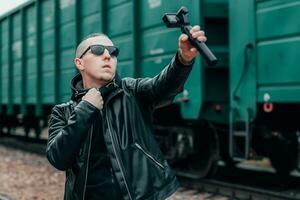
[102, 49, 111, 59]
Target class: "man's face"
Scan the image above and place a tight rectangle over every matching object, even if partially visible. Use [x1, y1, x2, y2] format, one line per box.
[75, 36, 117, 85]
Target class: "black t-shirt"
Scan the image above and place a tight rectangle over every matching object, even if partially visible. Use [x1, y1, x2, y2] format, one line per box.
[85, 113, 123, 200]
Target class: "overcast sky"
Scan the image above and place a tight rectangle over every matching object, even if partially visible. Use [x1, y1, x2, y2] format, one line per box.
[0, 0, 30, 16]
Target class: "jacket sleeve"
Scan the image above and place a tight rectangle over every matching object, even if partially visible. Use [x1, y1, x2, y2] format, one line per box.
[46, 100, 99, 170]
[135, 52, 194, 107]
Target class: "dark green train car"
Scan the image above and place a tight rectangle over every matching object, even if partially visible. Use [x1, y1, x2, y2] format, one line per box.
[229, 0, 300, 175]
[1, 0, 299, 177]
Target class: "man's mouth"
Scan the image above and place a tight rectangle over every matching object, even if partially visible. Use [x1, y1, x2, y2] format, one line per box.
[102, 64, 111, 69]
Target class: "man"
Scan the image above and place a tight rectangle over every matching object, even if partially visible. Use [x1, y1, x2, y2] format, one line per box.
[47, 25, 206, 200]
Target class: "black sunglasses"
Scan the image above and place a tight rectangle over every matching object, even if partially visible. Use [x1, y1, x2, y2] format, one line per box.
[79, 44, 119, 58]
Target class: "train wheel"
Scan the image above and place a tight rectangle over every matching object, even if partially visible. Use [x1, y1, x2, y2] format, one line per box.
[177, 123, 220, 178]
[34, 118, 44, 139]
[23, 116, 44, 139]
[0, 120, 2, 135]
[24, 126, 30, 138]
[268, 131, 298, 176]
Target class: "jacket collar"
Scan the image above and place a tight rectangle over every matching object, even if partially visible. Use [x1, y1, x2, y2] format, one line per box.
[70, 73, 122, 102]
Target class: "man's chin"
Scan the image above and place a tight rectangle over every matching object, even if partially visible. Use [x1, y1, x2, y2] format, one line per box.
[99, 75, 115, 83]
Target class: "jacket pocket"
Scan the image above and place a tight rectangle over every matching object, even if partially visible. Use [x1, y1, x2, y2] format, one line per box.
[133, 142, 165, 171]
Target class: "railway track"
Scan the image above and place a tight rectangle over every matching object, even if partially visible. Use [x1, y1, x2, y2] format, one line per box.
[0, 194, 12, 200]
[184, 179, 299, 200]
[178, 166, 300, 200]
[0, 134, 46, 155]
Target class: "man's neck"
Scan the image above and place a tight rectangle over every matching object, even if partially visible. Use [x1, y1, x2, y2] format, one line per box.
[83, 78, 107, 89]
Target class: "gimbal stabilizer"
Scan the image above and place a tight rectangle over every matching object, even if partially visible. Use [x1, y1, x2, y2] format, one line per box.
[162, 7, 218, 66]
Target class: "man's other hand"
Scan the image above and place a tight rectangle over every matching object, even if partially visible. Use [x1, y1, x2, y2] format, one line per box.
[178, 25, 207, 64]
[82, 88, 103, 110]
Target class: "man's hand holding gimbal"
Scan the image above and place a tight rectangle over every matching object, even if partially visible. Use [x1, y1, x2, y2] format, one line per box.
[178, 25, 207, 64]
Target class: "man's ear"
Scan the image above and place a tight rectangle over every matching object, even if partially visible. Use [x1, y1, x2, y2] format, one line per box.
[74, 58, 84, 71]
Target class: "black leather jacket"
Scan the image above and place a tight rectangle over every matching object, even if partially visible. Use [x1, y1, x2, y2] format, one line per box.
[46, 54, 193, 200]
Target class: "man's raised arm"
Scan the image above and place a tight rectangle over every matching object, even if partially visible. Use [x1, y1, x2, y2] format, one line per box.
[134, 25, 207, 107]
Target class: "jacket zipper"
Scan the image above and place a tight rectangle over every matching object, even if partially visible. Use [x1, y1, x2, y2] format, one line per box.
[105, 78, 118, 88]
[82, 125, 93, 200]
[75, 88, 122, 199]
[106, 117, 133, 200]
[134, 143, 165, 170]
[75, 90, 86, 98]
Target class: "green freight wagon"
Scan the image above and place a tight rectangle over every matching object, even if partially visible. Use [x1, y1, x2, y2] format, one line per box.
[229, 0, 300, 175]
[1, 0, 299, 178]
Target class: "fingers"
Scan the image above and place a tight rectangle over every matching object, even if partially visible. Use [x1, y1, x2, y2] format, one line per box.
[191, 30, 205, 38]
[180, 26, 207, 44]
[197, 36, 207, 42]
[190, 25, 206, 42]
[179, 34, 189, 43]
[193, 33, 206, 42]
[88, 88, 99, 93]
[190, 48, 197, 53]
[85, 88, 102, 98]
[82, 88, 104, 110]
[190, 25, 201, 33]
